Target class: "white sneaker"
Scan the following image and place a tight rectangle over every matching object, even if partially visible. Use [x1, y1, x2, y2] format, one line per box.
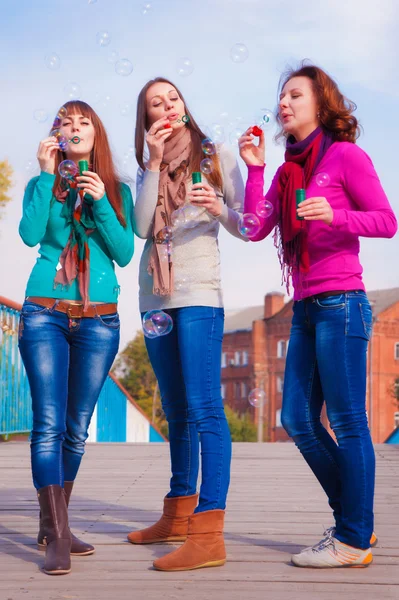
[292, 533, 373, 568]
[301, 526, 378, 553]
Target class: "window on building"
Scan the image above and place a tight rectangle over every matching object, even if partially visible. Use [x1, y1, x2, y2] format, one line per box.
[241, 382, 247, 398]
[277, 376, 284, 394]
[395, 343, 399, 360]
[234, 351, 241, 366]
[277, 340, 287, 358]
[242, 351, 249, 366]
[235, 382, 241, 398]
[276, 409, 282, 428]
[221, 352, 227, 368]
[221, 383, 226, 400]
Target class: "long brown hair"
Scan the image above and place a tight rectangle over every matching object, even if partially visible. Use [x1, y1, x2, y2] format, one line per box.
[276, 62, 361, 143]
[135, 77, 223, 191]
[51, 100, 125, 226]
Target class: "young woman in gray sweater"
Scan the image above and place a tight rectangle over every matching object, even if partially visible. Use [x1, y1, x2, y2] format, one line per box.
[127, 77, 246, 571]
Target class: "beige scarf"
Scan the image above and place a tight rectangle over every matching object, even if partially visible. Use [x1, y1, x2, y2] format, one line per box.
[148, 126, 192, 296]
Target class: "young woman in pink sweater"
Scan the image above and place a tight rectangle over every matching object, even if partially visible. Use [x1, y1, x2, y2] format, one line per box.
[239, 64, 397, 568]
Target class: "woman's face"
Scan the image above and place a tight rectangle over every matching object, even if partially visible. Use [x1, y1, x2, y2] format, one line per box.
[146, 82, 186, 132]
[59, 112, 96, 159]
[279, 76, 319, 141]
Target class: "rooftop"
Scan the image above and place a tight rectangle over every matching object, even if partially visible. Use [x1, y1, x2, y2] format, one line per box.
[224, 288, 399, 333]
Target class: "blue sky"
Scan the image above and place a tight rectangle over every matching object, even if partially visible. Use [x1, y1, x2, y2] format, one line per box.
[1, 0, 398, 351]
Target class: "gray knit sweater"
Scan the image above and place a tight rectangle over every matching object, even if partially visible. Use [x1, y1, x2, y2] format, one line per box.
[134, 144, 246, 312]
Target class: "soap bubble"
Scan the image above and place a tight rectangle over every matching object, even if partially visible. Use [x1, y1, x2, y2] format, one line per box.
[120, 103, 132, 117]
[184, 205, 204, 223]
[181, 115, 190, 123]
[58, 160, 78, 180]
[158, 226, 173, 243]
[100, 94, 112, 108]
[142, 2, 152, 14]
[64, 82, 81, 100]
[33, 110, 48, 123]
[238, 213, 261, 238]
[201, 138, 216, 156]
[200, 158, 213, 175]
[261, 110, 274, 127]
[255, 109, 275, 130]
[230, 43, 249, 63]
[177, 57, 194, 77]
[171, 207, 186, 228]
[158, 244, 170, 264]
[256, 200, 273, 219]
[50, 129, 68, 151]
[96, 31, 111, 47]
[142, 310, 173, 338]
[53, 107, 67, 127]
[207, 123, 225, 145]
[171, 205, 204, 229]
[248, 388, 266, 408]
[115, 59, 133, 76]
[45, 53, 61, 70]
[108, 51, 119, 64]
[25, 161, 35, 173]
[175, 277, 190, 293]
[316, 172, 330, 187]
[229, 127, 244, 146]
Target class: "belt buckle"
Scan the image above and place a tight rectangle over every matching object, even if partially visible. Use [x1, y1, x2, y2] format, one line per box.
[66, 305, 83, 319]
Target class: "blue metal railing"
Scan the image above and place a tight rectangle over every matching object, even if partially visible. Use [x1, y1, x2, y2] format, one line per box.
[0, 301, 32, 434]
[0, 296, 166, 442]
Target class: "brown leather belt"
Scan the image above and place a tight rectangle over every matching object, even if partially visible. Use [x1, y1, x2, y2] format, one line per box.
[26, 297, 118, 319]
[304, 290, 347, 302]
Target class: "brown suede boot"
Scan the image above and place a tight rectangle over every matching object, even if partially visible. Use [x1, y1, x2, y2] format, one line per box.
[38, 481, 95, 556]
[153, 509, 226, 571]
[37, 485, 72, 575]
[127, 494, 198, 544]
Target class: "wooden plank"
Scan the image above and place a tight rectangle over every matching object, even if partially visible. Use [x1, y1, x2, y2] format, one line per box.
[0, 441, 398, 600]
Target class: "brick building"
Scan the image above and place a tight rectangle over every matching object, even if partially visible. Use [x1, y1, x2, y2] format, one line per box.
[222, 288, 399, 443]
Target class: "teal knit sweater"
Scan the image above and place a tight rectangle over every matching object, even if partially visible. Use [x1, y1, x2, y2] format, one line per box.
[19, 171, 135, 302]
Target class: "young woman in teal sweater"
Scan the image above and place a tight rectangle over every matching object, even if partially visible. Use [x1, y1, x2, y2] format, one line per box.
[18, 100, 134, 576]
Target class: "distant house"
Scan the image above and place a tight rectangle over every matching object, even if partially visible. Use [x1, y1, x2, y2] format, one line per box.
[222, 288, 399, 444]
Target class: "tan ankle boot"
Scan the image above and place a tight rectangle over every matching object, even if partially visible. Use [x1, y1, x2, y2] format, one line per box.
[127, 494, 198, 544]
[153, 509, 226, 571]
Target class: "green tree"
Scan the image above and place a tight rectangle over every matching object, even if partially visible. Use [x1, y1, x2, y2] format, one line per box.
[225, 406, 258, 442]
[113, 331, 168, 437]
[114, 330, 259, 442]
[0, 160, 13, 218]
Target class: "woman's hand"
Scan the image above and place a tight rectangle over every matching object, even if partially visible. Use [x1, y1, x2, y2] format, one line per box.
[297, 197, 333, 225]
[77, 171, 105, 201]
[37, 136, 59, 174]
[146, 117, 173, 170]
[238, 127, 265, 167]
[188, 183, 222, 217]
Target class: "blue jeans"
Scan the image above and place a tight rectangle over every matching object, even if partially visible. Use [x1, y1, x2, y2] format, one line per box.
[144, 306, 231, 513]
[281, 291, 375, 549]
[18, 300, 120, 490]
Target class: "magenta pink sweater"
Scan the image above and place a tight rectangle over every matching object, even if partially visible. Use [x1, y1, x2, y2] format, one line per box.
[244, 141, 397, 300]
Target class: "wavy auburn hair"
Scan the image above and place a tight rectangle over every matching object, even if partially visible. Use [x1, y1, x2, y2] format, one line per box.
[51, 100, 125, 226]
[276, 62, 361, 143]
[135, 77, 223, 191]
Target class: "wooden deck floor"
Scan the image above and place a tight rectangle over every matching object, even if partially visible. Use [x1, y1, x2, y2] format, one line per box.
[0, 442, 398, 600]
